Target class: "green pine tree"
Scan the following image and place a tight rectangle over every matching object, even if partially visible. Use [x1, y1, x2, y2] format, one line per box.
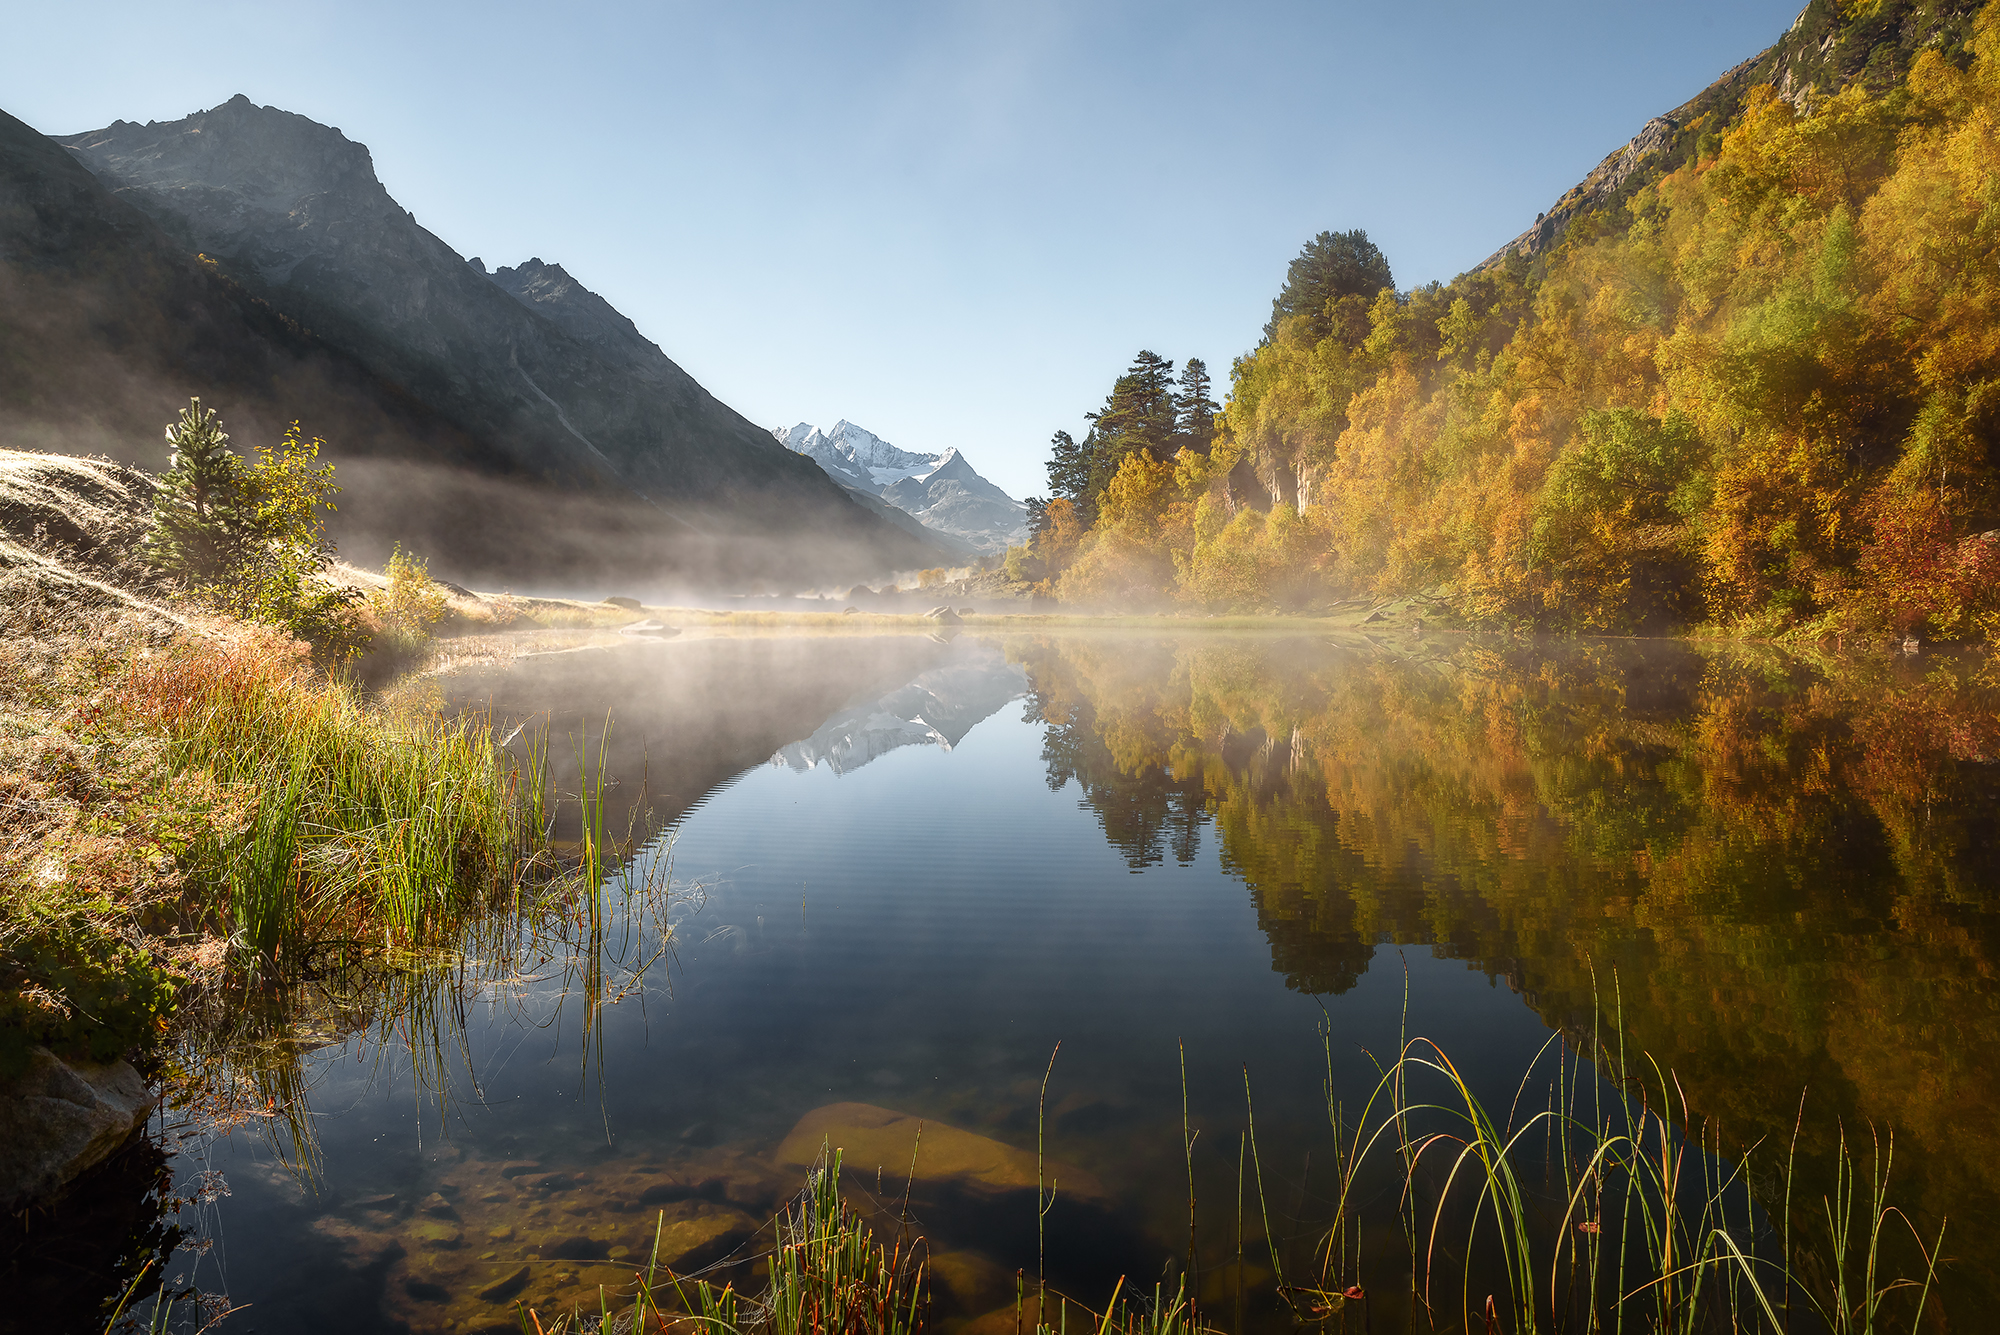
[1044, 429, 1091, 502]
[1176, 358, 1218, 448]
[1262, 230, 1394, 345]
[144, 397, 254, 586]
[1082, 350, 1179, 504]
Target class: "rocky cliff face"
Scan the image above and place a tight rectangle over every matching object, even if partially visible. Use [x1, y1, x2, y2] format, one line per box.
[51, 96, 945, 578]
[1480, 0, 1984, 269]
[485, 258, 658, 361]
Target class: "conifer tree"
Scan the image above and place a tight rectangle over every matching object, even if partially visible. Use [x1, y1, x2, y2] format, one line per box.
[144, 397, 253, 586]
[1263, 230, 1394, 345]
[1045, 430, 1090, 503]
[1083, 350, 1180, 504]
[1176, 358, 1218, 447]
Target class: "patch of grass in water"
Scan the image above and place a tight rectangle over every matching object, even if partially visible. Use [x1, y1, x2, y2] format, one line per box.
[113, 624, 566, 972]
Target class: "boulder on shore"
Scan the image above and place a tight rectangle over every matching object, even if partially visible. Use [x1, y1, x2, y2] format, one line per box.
[0, 1047, 155, 1210]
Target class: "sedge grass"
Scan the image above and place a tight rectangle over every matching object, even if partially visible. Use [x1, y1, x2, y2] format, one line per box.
[116, 627, 561, 971]
[1301, 990, 1945, 1334]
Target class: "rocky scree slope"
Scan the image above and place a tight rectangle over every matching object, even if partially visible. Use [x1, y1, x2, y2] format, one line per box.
[52, 97, 945, 575]
[1481, 0, 1986, 269]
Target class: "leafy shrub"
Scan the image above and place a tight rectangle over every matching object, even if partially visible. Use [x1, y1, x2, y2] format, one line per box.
[143, 399, 363, 656]
[365, 543, 450, 662]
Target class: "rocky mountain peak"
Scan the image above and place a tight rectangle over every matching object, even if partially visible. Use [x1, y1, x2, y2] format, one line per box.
[43, 99, 945, 573]
[486, 256, 658, 361]
[776, 419, 1027, 554]
[921, 448, 978, 483]
[64, 95, 384, 220]
[60, 99, 407, 294]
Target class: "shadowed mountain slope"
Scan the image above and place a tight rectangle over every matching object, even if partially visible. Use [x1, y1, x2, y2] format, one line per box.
[0, 97, 944, 586]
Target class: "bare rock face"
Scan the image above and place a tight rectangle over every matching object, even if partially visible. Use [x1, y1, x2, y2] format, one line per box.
[0, 1047, 155, 1210]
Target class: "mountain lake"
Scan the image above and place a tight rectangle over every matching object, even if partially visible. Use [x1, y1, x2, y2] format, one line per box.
[72, 630, 2000, 1332]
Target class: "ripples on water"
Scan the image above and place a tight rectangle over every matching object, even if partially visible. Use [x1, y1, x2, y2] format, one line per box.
[100, 632, 2000, 1331]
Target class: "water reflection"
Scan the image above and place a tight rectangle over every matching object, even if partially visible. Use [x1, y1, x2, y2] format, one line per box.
[122, 631, 2000, 1331]
[774, 639, 1029, 774]
[1009, 632, 2000, 1303]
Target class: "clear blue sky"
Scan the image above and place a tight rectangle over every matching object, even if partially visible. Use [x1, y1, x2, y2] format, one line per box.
[7, 0, 1802, 501]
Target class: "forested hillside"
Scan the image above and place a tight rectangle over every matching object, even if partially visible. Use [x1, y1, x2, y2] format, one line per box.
[1020, 0, 2000, 639]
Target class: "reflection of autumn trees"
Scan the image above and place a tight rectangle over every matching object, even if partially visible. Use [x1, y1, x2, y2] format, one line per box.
[1010, 634, 2000, 1295]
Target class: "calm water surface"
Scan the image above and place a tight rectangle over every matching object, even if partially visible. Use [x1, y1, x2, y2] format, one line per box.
[130, 632, 2000, 1332]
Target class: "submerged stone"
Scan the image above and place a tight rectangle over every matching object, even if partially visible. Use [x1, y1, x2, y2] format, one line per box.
[477, 1264, 531, 1303]
[655, 1209, 756, 1269]
[404, 1277, 451, 1303]
[545, 1234, 607, 1261]
[774, 1102, 1104, 1199]
[409, 1219, 464, 1250]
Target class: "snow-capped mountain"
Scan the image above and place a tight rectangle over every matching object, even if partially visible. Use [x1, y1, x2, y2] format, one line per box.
[773, 420, 1029, 555]
[777, 420, 937, 487]
[771, 640, 1029, 774]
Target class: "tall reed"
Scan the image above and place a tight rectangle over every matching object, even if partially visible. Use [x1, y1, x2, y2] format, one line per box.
[118, 629, 543, 968]
[1300, 999, 1946, 1333]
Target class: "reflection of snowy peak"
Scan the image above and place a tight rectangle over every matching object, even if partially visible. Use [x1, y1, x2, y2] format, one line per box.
[772, 419, 1028, 555]
[772, 640, 1029, 774]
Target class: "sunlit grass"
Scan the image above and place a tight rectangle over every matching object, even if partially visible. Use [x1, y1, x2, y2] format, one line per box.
[114, 626, 556, 970]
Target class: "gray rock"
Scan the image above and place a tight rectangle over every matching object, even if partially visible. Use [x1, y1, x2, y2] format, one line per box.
[601, 596, 642, 610]
[617, 618, 679, 638]
[925, 606, 962, 624]
[0, 1047, 155, 1210]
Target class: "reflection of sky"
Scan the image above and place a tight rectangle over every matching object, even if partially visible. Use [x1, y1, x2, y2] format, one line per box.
[170, 702, 1559, 1331]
